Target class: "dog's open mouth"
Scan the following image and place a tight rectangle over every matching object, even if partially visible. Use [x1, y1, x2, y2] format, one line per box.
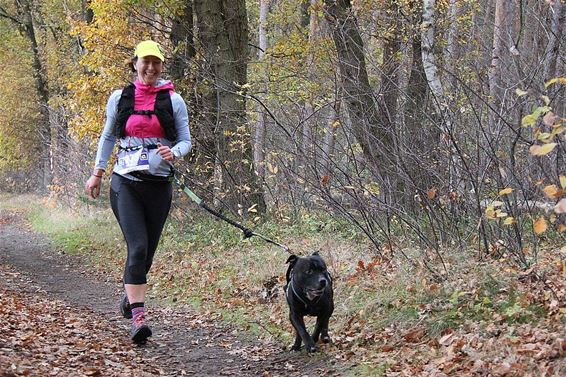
[306, 288, 325, 300]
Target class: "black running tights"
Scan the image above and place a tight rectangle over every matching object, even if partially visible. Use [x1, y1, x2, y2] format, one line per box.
[110, 173, 172, 284]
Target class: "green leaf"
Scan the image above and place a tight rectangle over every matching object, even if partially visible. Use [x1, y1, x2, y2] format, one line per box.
[521, 106, 551, 127]
[522, 113, 539, 127]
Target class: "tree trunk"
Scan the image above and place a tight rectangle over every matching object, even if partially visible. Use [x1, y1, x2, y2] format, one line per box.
[82, 0, 94, 23]
[170, 1, 196, 82]
[253, 0, 270, 185]
[301, 0, 321, 166]
[542, 0, 563, 82]
[443, 0, 460, 92]
[378, 1, 401, 132]
[194, 0, 266, 215]
[404, 15, 428, 143]
[422, 0, 460, 193]
[421, 0, 444, 106]
[322, 95, 340, 176]
[488, 0, 517, 131]
[9, 0, 52, 189]
[323, 0, 395, 184]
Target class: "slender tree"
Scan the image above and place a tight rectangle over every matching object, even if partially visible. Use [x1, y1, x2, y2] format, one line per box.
[0, 0, 51, 188]
[253, 0, 271, 185]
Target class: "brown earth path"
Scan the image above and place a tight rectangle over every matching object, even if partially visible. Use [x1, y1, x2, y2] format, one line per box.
[0, 209, 349, 377]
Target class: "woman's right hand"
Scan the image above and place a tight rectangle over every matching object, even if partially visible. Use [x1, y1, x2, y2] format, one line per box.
[86, 174, 103, 199]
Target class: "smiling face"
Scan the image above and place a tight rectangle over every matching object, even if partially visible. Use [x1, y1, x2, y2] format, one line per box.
[135, 55, 163, 86]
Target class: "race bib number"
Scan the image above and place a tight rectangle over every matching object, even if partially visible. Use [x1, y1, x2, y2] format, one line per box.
[116, 147, 150, 175]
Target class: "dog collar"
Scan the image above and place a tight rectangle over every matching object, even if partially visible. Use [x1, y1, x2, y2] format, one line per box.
[287, 273, 323, 309]
[288, 278, 309, 309]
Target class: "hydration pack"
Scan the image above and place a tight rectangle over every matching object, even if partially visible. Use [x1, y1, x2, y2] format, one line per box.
[114, 83, 177, 141]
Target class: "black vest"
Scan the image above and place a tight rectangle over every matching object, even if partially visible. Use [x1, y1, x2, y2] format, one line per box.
[114, 83, 177, 141]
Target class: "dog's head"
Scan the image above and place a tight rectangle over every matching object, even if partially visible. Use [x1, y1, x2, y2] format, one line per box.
[286, 252, 332, 300]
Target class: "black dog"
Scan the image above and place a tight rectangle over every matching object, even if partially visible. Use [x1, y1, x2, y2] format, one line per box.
[284, 252, 334, 353]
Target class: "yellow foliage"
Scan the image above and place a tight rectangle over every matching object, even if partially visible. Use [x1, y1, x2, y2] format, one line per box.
[498, 188, 513, 196]
[66, 0, 175, 142]
[0, 23, 39, 168]
[542, 185, 558, 199]
[529, 143, 557, 156]
[503, 217, 515, 226]
[544, 77, 566, 88]
[533, 217, 548, 235]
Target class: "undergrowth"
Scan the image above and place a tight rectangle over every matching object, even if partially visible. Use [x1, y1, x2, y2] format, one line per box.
[1, 193, 563, 376]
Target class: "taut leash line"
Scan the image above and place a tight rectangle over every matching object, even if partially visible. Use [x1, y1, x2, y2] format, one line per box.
[173, 174, 292, 254]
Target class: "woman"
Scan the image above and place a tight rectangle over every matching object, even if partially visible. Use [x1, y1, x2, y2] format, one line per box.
[85, 40, 191, 344]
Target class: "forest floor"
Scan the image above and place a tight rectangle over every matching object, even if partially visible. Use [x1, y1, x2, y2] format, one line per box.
[1, 195, 565, 376]
[0, 209, 348, 376]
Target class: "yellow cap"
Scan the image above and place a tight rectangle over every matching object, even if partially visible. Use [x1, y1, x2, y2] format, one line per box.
[134, 40, 165, 61]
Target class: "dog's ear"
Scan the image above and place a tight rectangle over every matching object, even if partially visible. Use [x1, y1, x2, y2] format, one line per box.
[286, 254, 298, 265]
[312, 251, 320, 256]
[285, 254, 298, 282]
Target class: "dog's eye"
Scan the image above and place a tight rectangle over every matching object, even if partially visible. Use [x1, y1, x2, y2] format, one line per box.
[305, 269, 313, 275]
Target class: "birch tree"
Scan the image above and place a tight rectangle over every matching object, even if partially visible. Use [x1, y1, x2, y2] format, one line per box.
[421, 0, 460, 191]
[253, 0, 271, 184]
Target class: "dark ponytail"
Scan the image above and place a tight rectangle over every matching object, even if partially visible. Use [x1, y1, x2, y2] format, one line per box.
[126, 57, 138, 72]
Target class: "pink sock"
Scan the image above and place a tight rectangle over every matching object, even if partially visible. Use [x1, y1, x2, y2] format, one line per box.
[131, 303, 145, 321]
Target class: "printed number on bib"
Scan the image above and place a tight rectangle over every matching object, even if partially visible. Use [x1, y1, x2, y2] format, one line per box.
[116, 147, 150, 175]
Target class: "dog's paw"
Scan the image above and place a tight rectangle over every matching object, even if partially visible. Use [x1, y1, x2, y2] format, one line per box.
[321, 335, 331, 344]
[290, 344, 302, 352]
[306, 344, 317, 353]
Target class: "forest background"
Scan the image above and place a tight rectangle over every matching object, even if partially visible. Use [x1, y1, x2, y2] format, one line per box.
[0, 0, 564, 375]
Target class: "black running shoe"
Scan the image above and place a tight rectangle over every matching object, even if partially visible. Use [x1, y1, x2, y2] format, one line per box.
[120, 293, 132, 319]
[131, 314, 152, 344]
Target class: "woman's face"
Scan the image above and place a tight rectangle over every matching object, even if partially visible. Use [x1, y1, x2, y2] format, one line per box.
[135, 55, 163, 86]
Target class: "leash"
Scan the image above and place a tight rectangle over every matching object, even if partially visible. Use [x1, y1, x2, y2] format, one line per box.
[173, 171, 292, 254]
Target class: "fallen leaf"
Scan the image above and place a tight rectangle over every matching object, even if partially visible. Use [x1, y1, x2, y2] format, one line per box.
[403, 328, 426, 343]
[545, 77, 566, 87]
[533, 217, 548, 234]
[439, 333, 455, 346]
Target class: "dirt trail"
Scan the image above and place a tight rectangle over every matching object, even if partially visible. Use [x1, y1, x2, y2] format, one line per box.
[0, 210, 347, 376]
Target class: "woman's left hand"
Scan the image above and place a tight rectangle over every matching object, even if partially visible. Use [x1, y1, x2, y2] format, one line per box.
[157, 143, 174, 161]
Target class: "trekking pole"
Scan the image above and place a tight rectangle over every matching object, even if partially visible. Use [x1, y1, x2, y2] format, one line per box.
[173, 174, 292, 254]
